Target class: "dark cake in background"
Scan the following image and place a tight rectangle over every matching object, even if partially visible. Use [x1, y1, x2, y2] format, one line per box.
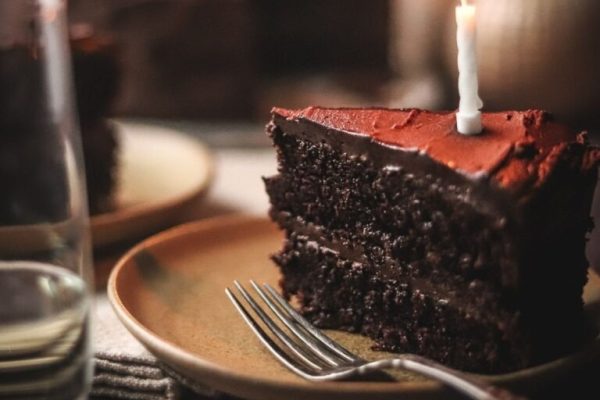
[70, 27, 120, 215]
[0, 45, 69, 224]
[265, 107, 600, 373]
[0, 28, 120, 225]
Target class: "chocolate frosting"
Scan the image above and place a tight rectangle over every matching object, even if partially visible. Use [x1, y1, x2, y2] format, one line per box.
[272, 107, 593, 196]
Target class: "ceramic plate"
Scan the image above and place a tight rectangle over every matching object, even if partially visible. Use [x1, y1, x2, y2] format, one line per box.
[108, 215, 600, 400]
[90, 122, 213, 248]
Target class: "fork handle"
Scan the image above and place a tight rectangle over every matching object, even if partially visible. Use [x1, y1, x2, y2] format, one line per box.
[355, 356, 526, 400]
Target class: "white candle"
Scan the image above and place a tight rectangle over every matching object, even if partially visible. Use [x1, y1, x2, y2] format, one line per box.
[456, 0, 483, 135]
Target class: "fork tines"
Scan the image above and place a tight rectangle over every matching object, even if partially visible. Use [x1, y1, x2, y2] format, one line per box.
[225, 282, 522, 399]
[225, 280, 359, 379]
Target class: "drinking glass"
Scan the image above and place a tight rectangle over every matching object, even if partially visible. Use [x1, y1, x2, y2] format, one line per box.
[0, 0, 93, 399]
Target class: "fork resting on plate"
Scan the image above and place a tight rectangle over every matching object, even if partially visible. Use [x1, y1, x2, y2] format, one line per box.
[226, 280, 525, 400]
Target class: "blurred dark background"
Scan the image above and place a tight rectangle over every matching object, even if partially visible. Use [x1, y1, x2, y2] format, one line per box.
[68, 0, 390, 121]
[68, 0, 600, 130]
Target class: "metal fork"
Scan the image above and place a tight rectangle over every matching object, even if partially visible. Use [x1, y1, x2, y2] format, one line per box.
[226, 280, 525, 400]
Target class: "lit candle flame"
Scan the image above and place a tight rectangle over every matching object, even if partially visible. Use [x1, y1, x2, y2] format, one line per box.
[41, 0, 60, 22]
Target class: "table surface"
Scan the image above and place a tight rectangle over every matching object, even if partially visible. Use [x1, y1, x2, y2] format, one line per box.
[93, 123, 600, 400]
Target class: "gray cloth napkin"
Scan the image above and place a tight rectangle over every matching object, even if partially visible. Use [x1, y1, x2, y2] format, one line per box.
[93, 294, 218, 400]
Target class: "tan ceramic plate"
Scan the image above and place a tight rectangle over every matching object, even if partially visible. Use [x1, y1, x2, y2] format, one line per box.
[90, 122, 213, 248]
[108, 215, 600, 400]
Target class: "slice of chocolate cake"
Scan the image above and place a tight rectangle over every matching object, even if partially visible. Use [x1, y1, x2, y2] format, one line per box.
[264, 107, 600, 374]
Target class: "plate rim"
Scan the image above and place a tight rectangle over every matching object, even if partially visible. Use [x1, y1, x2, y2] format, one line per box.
[108, 215, 448, 399]
[108, 214, 600, 399]
[90, 122, 214, 248]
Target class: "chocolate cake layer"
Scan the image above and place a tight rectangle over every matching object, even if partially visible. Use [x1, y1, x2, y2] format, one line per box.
[265, 107, 600, 373]
[275, 231, 528, 372]
[272, 107, 581, 197]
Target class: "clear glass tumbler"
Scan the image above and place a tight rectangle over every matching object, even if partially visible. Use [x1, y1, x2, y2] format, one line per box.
[0, 0, 93, 399]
